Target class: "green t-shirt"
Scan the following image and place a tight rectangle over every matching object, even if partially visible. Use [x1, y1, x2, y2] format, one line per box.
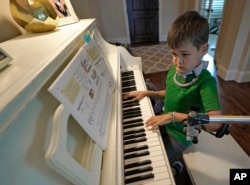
[164, 65, 220, 146]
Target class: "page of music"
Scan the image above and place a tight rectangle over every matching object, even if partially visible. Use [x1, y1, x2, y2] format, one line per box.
[49, 37, 115, 150]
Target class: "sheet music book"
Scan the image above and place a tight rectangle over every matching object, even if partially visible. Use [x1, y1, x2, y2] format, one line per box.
[49, 38, 115, 150]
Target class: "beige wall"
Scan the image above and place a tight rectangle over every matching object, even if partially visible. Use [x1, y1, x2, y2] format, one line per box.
[71, 0, 199, 43]
[71, 0, 127, 42]
[215, 0, 250, 82]
[0, 0, 23, 42]
[71, 0, 107, 39]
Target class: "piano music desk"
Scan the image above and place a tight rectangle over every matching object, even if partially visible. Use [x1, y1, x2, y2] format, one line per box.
[183, 131, 250, 185]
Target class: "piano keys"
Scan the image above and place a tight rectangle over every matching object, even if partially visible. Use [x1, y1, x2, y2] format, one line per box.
[121, 70, 175, 185]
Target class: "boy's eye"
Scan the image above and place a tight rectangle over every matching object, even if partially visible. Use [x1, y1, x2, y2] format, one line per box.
[182, 53, 190, 57]
[171, 52, 177, 57]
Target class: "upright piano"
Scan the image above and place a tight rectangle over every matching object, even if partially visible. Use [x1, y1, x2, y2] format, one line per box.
[0, 19, 175, 185]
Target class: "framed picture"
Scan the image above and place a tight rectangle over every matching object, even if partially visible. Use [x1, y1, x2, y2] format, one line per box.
[0, 48, 13, 70]
[49, 0, 79, 26]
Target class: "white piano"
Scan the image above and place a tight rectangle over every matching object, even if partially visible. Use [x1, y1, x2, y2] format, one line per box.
[0, 19, 175, 185]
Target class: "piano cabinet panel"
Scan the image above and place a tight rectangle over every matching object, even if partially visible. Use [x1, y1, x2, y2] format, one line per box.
[0, 81, 73, 185]
[67, 115, 96, 171]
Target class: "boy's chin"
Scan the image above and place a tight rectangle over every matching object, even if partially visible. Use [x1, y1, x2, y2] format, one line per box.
[176, 69, 187, 75]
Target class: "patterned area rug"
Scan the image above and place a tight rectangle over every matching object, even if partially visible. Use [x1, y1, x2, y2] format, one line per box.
[129, 42, 172, 74]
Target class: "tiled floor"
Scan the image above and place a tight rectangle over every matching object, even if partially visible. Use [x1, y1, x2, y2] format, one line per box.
[129, 42, 172, 74]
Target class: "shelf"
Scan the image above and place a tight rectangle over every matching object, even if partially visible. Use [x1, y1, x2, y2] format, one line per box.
[0, 19, 96, 133]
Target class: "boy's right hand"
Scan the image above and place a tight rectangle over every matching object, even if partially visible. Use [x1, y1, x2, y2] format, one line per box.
[123, 91, 148, 101]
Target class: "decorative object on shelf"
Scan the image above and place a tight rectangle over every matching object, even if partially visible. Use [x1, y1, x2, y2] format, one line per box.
[48, 0, 79, 26]
[10, 0, 59, 33]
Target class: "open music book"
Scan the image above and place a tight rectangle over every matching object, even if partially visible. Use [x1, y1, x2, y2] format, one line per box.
[48, 34, 115, 150]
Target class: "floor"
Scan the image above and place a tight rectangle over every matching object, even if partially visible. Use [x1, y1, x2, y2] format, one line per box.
[129, 42, 172, 74]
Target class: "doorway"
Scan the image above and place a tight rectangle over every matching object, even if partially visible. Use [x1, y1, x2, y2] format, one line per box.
[126, 0, 159, 45]
[200, 0, 225, 56]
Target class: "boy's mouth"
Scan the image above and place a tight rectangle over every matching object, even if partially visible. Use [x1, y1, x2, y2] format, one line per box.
[176, 65, 187, 74]
[176, 65, 184, 70]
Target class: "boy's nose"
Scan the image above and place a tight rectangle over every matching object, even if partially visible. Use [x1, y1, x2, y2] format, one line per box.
[176, 56, 184, 64]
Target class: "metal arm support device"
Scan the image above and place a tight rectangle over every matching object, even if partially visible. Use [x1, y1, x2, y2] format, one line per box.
[185, 111, 250, 143]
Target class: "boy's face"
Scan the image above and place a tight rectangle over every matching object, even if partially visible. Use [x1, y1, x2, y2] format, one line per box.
[171, 42, 208, 75]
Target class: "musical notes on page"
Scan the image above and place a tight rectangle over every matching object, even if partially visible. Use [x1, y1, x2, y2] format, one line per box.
[49, 40, 115, 150]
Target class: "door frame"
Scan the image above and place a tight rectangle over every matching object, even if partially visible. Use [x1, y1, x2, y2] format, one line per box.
[122, 0, 163, 44]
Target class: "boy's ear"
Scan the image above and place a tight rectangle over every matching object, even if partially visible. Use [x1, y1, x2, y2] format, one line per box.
[201, 43, 209, 54]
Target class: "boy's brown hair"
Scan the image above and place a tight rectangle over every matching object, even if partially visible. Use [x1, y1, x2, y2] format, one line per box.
[167, 11, 209, 50]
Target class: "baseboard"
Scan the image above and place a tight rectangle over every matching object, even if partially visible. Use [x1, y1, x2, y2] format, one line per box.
[159, 34, 167, 42]
[217, 63, 250, 83]
[235, 70, 250, 83]
[107, 37, 130, 44]
[217, 64, 236, 81]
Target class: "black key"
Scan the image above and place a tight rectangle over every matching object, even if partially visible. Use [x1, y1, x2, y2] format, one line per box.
[124, 159, 152, 169]
[124, 150, 150, 160]
[123, 133, 146, 141]
[123, 128, 145, 136]
[124, 145, 148, 153]
[122, 86, 136, 91]
[123, 106, 140, 111]
[122, 87, 137, 93]
[122, 101, 139, 108]
[123, 112, 142, 119]
[125, 166, 153, 176]
[123, 111, 140, 117]
[121, 71, 134, 77]
[123, 111, 141, 117]
[123, 118, 143, 125]
[123, 120, 143, 126]
[122, 80, 136, 87]
[122, 79, 136, 87]
[123, 122, 144, 129]
[125, 173, 154, 184]
[122, 76, 134, 81]
[122, 97, 134, 101]
[123, 107, 141, 115]
[124, 137, 147, 145]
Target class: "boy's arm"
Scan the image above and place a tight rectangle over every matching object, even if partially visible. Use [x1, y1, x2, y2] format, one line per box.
[172, 110, 222, 132]
[145, 111, 222, 131]
[146, 90, 165, 99]
[203, 110, 223, 132]
[123, 90, 165, 101]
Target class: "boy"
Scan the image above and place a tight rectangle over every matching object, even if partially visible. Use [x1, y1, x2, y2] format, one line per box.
[123, 11, 222, 175]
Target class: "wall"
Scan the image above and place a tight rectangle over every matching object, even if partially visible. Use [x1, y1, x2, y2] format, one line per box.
[0, 0, 23, 42]
[215, 0, 250, 82]
[71, 0, 127, 43]
[71, 0, 107, 38]
[71, 0, 199, 43]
